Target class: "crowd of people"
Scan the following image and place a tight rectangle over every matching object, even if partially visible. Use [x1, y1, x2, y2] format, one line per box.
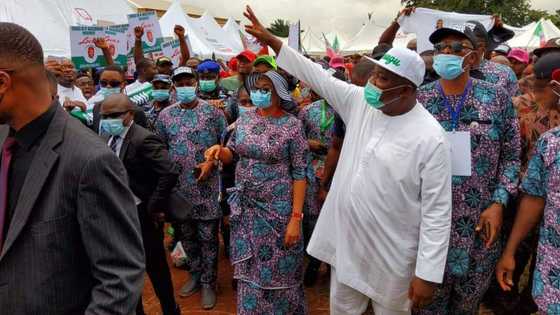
[1, 4, 560, 315]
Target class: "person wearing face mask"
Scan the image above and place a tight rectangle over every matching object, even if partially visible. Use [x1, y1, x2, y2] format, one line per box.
[155, 66, 226, 310]
[242, 6, 453, 314]
[91, 65, 148, 133]
[146, 74, 173, 132]
[204, 70, 310, 314]
[197, 60, 228, 108]
[217, 86, 254, 268]
[99, 94, 181, 315]
[489, 53, 560, 315]
[414, 24, 521, 315]
[467, 20, 519, 97]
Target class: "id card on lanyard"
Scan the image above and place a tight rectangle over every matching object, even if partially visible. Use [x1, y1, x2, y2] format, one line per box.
[438, 80, 472, 176]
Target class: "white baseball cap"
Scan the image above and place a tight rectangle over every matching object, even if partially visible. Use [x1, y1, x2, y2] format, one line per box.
[365, 47, 425, 87]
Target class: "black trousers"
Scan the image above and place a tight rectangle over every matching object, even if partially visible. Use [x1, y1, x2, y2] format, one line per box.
[137, 204, 178, 315]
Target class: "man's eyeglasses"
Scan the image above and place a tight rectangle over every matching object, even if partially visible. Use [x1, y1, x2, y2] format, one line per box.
[99, 80, 122, 88]
[239, 99, 251, 106]
[101, 111, 128, 119]
[434, 41, 473, 53]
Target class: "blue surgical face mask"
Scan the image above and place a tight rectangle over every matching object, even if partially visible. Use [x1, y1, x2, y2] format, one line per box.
[363, 82, 404, 109]
[433, 52, 471, 80]
[238, 105, 252, 116]
[152, 89, 170, 101]
[199, 79, 217, 92]
[176, 86, 197, 103]
[100, 87, 121, 98]
[250, 90, 272, 108]
[100, 118, 125, 136]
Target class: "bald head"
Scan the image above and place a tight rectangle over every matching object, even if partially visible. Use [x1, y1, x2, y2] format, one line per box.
[351, 57, 375, 87]
[101, 94, 135, 115]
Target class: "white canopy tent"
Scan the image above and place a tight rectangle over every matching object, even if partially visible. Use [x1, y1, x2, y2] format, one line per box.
[341, 20, 385, 54]
[508, 19, 560, 50]
[0, 0, 133, 57]
[222, 18, 243, 50]
[159, 0, 241, 59]
[301, 28, 326, 55]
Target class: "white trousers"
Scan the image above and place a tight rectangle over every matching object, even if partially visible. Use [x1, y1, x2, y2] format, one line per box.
[330, 268, 410, 315]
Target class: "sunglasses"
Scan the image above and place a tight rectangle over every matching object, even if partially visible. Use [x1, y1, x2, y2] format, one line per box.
[434, 41, 473, 53]
[239, 99, 251, 105]
[101, 111, 128, 119]
[99, 80, 122, 88]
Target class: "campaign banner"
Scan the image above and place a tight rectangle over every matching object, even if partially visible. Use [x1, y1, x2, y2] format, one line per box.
[105, 24, 128, 66]
[70, 26, 106, 70]
[127, 11, 164, 54]
[161, 36, 192, 66]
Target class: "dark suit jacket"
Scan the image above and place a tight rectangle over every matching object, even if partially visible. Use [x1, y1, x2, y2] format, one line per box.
[92, 101, 148, 133]
[118, 123, 178, 213]
[0, 106, 145, 315]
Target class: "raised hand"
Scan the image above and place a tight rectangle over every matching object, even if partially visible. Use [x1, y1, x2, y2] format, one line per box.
[243, 5, 280, 51]
[174, 25, 185, 38]
[134, 26, 144, 40]
[93, 37, 109, 50]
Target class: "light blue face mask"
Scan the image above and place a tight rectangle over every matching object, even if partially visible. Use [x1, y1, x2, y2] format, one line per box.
[238, 105, 253, 116]
[176, 86, 197, 103]
[199, 80, 217, 92]
[152, 89, 170, 101]
[250, 90, 272, 108]
[433, 52, 472, 80]
[100, 118, 124, 136]
[363, 82, 404, 109]
[100, 87, 121, 98]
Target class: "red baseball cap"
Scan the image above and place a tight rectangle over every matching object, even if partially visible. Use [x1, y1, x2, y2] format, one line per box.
[236, 50, 257, 63]
[507, 48, 530, 64]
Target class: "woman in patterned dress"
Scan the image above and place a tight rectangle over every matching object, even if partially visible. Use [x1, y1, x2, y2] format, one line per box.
[297, 97, 335, 286]
[205, 71, 309, 314]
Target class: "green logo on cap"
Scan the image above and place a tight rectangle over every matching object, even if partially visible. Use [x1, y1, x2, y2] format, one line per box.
[382, 54, 401, 67]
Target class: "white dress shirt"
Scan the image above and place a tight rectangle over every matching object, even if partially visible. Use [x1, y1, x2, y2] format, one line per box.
[57, 84, 87, 104]
[277, 45, 453, 311]
[107, 124, 141, 205]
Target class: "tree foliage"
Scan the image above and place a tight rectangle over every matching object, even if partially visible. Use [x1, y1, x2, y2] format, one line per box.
[401, 0, 559, 27]
[267, 19, 290, 37]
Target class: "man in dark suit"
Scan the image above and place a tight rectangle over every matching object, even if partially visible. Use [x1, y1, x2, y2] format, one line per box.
[100, 94, 181, 315]
[91, 65, 148, 133]
[0, 23, 145, 314]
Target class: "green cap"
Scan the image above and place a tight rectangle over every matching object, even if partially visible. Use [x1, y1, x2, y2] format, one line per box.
[254, 55, 278, 70]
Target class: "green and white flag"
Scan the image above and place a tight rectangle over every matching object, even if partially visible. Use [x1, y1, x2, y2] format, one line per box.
[127, 11, 164, 54]
[127, 82, 153, 106]
[70, 26, 106, 70]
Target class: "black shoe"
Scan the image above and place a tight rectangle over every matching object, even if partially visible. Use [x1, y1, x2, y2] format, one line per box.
[163, 304, 181, 315]
[304, 265, 319, 287]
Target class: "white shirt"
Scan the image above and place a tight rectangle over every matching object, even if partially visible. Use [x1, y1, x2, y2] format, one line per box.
[57, 84, 87, 104]
[107, 124, 141, 205]
[277, 45, 452, 311]
[107, 124, 131, 158]
[398, 8, 494, 53]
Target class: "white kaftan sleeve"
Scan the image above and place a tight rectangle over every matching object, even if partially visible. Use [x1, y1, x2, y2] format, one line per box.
[276, 45, 363, 124]
[415, 136, 452, 283]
